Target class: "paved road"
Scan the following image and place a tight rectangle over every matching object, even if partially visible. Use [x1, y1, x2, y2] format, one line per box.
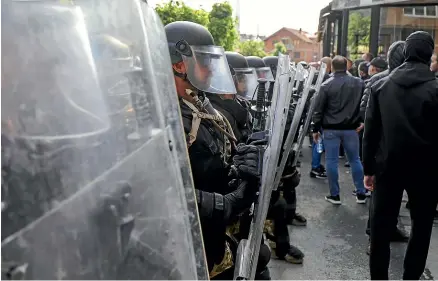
[268, 141, 438, 280]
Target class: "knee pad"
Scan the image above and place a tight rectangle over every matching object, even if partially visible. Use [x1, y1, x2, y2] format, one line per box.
[257, 243, 271, 271]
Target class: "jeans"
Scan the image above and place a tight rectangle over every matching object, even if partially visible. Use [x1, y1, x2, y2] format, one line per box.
[311, 141, 323, 169]
[323, 130, 366, 196]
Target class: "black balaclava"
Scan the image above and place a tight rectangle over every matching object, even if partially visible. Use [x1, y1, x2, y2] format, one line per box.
[387, 41, 406, 71]
[404, 31, 434, 65]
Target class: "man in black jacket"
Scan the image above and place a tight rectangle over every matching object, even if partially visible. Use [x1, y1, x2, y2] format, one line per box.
[363, 31, 438, 280]
[360, 41, 409, 255]
[312, 56, 367, 205]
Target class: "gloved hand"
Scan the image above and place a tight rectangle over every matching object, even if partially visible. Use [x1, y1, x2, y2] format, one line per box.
[231, 143, 263, 180]
[223, 179, 258, 220]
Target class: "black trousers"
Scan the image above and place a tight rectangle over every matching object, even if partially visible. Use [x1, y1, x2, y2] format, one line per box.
[369, 173, 438, 280]
[366, 192, 399, 236]
[267, 196, 291, 258]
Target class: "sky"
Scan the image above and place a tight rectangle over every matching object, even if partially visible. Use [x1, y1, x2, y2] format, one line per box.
[149, 0, 333, 36]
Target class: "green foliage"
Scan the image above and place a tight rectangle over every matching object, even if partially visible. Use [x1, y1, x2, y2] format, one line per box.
[238, 40, 266, 57]
[272, 42, 287, 56]
[155, 1, 238, 51]
[207, 2, 239, 51]
[347, 12, 371, 55]
[155, 0, 209, 27]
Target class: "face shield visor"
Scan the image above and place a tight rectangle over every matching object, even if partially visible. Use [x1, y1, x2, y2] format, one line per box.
[177, 43, 236, 94]
[233, 68, 258, 100]
[253, 67, 274, 82]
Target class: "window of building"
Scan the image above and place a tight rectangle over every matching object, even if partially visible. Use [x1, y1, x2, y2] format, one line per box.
[379, 6, 438, 57]
[281, 37, 294, 50]
[403, 6, 437, 18]
[294, 52, 300, 59]
[346, 8, 371, 60]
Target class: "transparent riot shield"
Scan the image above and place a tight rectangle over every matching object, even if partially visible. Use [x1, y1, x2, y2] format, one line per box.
[273, 65, 317, 189]
[234, 54, 293, 281]
[1, 0, 207, 279]
[292, 63, 327, 167]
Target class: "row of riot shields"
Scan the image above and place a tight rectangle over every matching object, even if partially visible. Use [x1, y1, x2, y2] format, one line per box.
[1, 0, 208, 279]
[233, 55, 327, 280]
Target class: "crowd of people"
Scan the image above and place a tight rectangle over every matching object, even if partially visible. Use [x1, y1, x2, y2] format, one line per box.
[309, 31, 438, 280]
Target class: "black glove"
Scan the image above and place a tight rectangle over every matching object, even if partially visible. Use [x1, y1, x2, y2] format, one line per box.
[223, 179, 257, 221]
[232, 143, 263, 180]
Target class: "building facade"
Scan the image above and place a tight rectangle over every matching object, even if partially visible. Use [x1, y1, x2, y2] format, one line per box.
[263, 28, 322, 63]
[318, 0, 438, 59]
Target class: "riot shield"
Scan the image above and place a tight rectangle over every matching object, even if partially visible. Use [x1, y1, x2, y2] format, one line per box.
[234, 54, 293, 280]
[1, 0, 208, 279]
[292, 63, 327, 167]
[272, 64, 317, 190]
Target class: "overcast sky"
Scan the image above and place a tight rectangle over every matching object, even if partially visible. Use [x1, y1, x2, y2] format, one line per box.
[149, 0, 332, 36]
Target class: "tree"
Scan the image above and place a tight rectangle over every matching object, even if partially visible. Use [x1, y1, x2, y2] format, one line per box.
[347, 11, 371, 58]
[272, 42, 287, 56]
[155, 0, 209, 27]
[238, 40, 266, 57]
[207, 2, 239, 51]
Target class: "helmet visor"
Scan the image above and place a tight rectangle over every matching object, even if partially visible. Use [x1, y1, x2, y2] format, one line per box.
[253, 67, 274, 81]
[234, 68, 258, 100]
[181, 45, 236, 94]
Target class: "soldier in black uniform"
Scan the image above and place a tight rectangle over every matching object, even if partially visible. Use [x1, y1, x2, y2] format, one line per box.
[165, 21, 270, 279]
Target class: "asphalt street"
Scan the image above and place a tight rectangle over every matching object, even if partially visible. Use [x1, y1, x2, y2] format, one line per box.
[268, 140, 438, 280]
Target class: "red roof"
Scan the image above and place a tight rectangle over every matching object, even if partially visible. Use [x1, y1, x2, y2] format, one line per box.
[263, 27, 315, 44]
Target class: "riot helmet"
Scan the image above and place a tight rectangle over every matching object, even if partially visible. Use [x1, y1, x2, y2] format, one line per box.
[246, 56, 275, 81]
[226, 51, 258, 100]
[263, 56, 279, 79]
[1, 0, 207, 279]
[165, 21, 236, 94]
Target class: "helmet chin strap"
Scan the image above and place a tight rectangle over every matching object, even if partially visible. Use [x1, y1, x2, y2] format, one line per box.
[173, 69, 188, 81]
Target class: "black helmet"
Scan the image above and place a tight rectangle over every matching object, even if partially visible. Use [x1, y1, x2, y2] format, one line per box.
[246, 56, 274, 81]
[164, 21, 236, 94]
[226, 52, 258, 100]
[165, 21, 214, 64]
[263, 56, 279, 78]
[225, 51, 249, 69]
[246, 56, 266, 68]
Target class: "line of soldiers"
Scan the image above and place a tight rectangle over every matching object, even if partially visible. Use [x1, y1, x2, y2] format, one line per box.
[1, 1, 323, 280]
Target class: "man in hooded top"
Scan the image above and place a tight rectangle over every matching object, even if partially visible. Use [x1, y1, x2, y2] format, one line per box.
[363, 31, 438, 280]
[359, 41, 410, 255]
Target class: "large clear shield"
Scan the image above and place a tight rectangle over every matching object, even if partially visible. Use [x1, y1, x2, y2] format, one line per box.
[234, 54, 293, 280]
[272, 64, 317, 190]
[1, 0, 208, 279]
[291, 63, 327, 167]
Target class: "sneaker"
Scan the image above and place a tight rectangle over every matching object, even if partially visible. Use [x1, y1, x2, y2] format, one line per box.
[356, 193, 367, 204]
[325, 195, 341, 205]
[281, 245, 304, 264]
[344, 161, 350, 167]
[291, 213, 307, 226]
[296, 161, 301, 168]
[309, 166, 327, 179]
[390, 228, 409, 242]
[352, 190, 371, 197]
